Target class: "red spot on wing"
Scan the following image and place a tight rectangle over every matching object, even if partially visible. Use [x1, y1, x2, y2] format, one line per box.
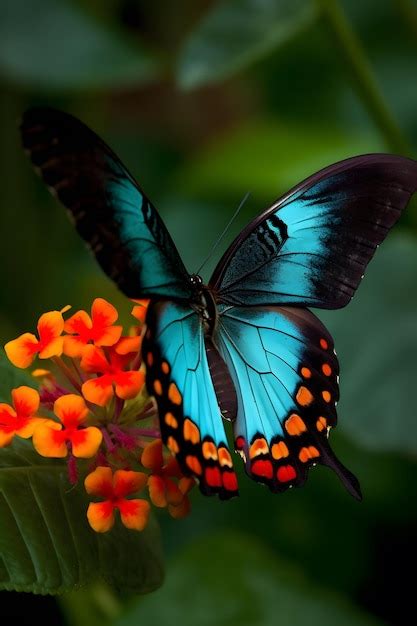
[251, 459, 273, 479]
[277, 465, 297, 483]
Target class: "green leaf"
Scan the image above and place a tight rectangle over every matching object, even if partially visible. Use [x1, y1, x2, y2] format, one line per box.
[116, 532, 382, 626]
[0, 0, 158, 90]
[320, 234, 417, 455]
[174, 120, 383, 200]
[0, 439, 164, 594]
[177, 0, 316, 89]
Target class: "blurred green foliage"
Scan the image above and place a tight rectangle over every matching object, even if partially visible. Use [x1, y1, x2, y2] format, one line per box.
[1, 0, 417, 625]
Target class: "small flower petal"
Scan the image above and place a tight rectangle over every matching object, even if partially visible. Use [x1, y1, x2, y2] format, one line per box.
[71, 427, 102, 458]
[84, 466, 114, 498]
[91, 298, 118, 328]
[12, 386, 40, 417]
[148, 474, 167, 508]
[54, 394, 89, 428]
[115, 335, 141, 355]
[80, 346, 109, 374]
[87, 501, 115, 532]
[38, 336, 64, 359]
[131, 300, 150, 324]
[118, 498, 150, 531]
[0, 431, 14, 447]
[37, 311, 65, 343]
[168, 496, 191, 519]
[141, 439, 164, 472]
[114, 370, 144, 400]
[82, 377, 114, 407]
[32, 421, 67, 457]
[95, 325, 122, 348]
[5, 333, 39, 368]
[113, 470, 147, 498]
[63, 335, 88, 358]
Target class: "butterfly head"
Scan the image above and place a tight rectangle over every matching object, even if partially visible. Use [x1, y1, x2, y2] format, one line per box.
[189, 273, 203, 289]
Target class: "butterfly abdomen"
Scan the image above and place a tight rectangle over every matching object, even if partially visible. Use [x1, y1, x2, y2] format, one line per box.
[205, 339, 237, 421]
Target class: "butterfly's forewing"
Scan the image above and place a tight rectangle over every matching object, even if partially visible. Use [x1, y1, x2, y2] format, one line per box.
[20, 107, 191, 301]
[210, 155, 417, 308]
[216, 305, 361, 498]
[143, 301, 238, 499]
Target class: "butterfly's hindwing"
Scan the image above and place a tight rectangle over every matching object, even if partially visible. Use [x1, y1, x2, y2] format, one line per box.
[216, 305, 361, 499]
[143, 301, 238, 499]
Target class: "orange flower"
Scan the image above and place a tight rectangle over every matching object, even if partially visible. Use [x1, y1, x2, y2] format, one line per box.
[0, 386, 46, 447]
[131, 299, 150, 325]
[85, 466, 150, 532]
[33, 394, 102, 458]
[80, 346, 144, 406]
[63, 298, 122, 357]
[5, 310, 65, 368]
[141, 439, 194, 519]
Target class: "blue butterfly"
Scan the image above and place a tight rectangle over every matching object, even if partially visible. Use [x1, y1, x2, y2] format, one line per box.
[21, 108, 417, 500]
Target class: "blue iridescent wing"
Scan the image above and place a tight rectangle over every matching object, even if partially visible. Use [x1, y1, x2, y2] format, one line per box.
[215, 305, 361, 499]
[142, 301, 238, 499]
[210, 155, 417, 308]
[20, 108, 191, 301]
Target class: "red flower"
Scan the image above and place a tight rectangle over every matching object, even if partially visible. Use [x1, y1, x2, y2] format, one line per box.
[0, 386, 46, 447]
[141, 439, 194, 518]
[85, 466, 150, 532]
[32, 394, 102, 458]
[5, 310, 66, 368]
[63, 298, 122, 357]
[80, 345, 144, 406]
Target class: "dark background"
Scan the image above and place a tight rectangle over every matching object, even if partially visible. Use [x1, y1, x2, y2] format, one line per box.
[1, 1, 417, 625]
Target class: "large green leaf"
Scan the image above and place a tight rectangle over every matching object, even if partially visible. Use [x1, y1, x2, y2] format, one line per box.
[0, 439, 164, 594]
[0, 0, 158, 90]
[320, 234, 417, 455]
[116, 532, 382, 626]
[177, 0, 316, 89]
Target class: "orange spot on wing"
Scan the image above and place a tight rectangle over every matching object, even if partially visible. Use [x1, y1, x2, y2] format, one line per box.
[322, 363, 332, 376]
[271, 441, 289, 460]
[322, 390, 331, 403]
[249, 437, 269, 459]
[316, 416, 327, 432]
[161, 361, 170, 374]
[320, 338, 329, 350]
[168, 383, 182, 405]
[186, 455, 202, 475]
[301, 367, 312, 378]
[285, 414, 307, 436]
[146, 353, 154, 367]
[296, 386, 313, 407]
[299, 446, 320, 463]
[277, 465, 296, 482]
[202, 441, 218, 460]
[167, 436, 179, 454]
[218, 447, 233, 467]
[183, 418, 200, 444]
[165, 412, 178, 428]
[153, 380, 162, 396]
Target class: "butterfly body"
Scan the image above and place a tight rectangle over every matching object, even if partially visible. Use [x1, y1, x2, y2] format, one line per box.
[20, 107, 417, 501]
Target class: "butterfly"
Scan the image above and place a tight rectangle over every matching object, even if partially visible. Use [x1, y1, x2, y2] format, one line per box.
[20, 107, 417, 501]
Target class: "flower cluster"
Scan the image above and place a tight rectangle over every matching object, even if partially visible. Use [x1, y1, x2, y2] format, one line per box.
[1, 298, 194, 533]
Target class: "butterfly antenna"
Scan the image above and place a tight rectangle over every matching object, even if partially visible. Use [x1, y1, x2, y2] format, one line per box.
[196, 191, 251, 275]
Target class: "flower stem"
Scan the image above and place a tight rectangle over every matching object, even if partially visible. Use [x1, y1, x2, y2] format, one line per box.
[52, 356, 82, 393]
[316, 0, 412, 155]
